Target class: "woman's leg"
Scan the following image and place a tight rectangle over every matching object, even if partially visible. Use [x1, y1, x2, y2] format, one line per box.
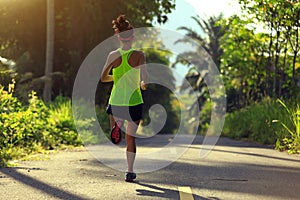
[110, 114, 124, 129]
[125, 120, 139, 172]
[109, 114, 115, 130]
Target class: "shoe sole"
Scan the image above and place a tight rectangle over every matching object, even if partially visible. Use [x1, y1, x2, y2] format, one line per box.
[111, 121, 122, 144]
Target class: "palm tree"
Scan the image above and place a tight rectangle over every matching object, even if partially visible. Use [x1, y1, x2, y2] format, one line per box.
[175, 14, 227, 95]
[174, 14, 227, 130]
[176, 14, 225, 69]
[43, 0, 55, 102]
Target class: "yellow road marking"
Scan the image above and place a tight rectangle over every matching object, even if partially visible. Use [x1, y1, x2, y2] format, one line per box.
[178, 186, 194, 200]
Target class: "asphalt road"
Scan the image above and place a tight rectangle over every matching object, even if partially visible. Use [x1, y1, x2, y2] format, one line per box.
[1, 135, 300, 200]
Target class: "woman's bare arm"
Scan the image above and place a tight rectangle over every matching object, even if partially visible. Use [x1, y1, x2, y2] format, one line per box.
[101, 52, 115, 83]
[139, 52, 148, 90]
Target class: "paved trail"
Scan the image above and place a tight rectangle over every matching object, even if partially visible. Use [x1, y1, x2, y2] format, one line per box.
[1, 136, 300, 200]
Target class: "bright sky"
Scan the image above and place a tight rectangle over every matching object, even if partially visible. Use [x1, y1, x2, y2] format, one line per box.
[185, 0, 241, 18]
[157, 0, 241, 32]
[154, 0, 242, 86]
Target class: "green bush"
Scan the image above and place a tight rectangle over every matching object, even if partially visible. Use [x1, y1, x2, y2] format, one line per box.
[0, 85, 84, 166]
[198, 100, 213, 135]
[48, 96, 82, 146]
[70, 99, 110, 145]
[273, 99, 300, 154]
[222, 98, 300, 153]
[96, 105, 111, 139]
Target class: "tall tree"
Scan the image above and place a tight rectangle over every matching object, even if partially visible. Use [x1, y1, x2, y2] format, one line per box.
[0, 0, 176, 98]
[219, 15, 269, 109]
[177, 14, 225, 69]
[174, 14, 227, 109]
[239, 0, 300, 97]
[172, 14, 227, 133]
[43, 0, 55, 102]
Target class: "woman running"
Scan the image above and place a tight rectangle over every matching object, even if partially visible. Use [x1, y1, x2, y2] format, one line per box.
[101, 14, 148, 182]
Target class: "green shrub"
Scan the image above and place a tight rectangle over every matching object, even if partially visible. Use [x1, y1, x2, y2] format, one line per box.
[75, 105, 111, 145]
[224, 98, 275, 144]
[96, 105, 111, 138]
[273, 99, 300, 154]
[48, 96, 82, 146]
[198, 100, 213, 135]
[223, 98, 300, 153]
[0, 85, 84, 166]
[0, 85, 21, 113]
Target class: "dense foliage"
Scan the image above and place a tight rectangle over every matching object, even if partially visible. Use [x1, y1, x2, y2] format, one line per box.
[0, 85, 82, 166]
[176, 0, 299, 152]
[223, 98, 300, 153]
[0, 0, 175, 98]
[0, 0, 299, 167]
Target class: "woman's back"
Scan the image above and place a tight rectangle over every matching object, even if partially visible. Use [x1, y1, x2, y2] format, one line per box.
[109, 48, 144, 106]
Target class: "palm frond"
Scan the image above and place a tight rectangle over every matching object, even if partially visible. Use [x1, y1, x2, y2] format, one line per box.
[177, 26, 206, 42]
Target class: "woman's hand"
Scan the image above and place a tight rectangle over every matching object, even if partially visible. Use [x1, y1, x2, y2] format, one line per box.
[139, 52, 148, 91]
[140, 81, 147, 90]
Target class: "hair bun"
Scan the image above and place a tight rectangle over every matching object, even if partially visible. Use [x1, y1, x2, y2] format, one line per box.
[112, 14, 133, 34]
[117, 15, 129, 29]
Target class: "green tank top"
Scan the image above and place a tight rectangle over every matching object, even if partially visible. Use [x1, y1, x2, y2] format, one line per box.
[109, 48, 143, 106]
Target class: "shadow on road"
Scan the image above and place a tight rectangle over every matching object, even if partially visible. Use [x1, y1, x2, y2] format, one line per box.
[84, 136, 300, 199]
[0, 167, 88, 200]
[195, 146, 300, 163]
[135, 181, 214, 200]
[142, 158, 300, 200]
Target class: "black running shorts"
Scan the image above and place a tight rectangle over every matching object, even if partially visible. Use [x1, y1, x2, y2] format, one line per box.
[106, 104, 143, 122]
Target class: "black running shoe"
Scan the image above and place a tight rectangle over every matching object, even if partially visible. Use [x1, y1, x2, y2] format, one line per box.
[125, 172, 136, 182]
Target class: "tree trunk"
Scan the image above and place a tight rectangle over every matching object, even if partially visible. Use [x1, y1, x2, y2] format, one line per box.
[273, 29, 281, 98]
[280, 32, 289, 98]
[292, 30, 298, 84]
[266, 22, 273, 97]
[43, 0, 55, 102]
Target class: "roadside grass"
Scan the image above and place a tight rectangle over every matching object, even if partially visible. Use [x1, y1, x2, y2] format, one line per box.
[273, 99, 300, 154]
[1, 82, 298, 167]
[222, 98, 300, 154]
[0, 83, 113, 167]
[0, 86, 83, 167]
